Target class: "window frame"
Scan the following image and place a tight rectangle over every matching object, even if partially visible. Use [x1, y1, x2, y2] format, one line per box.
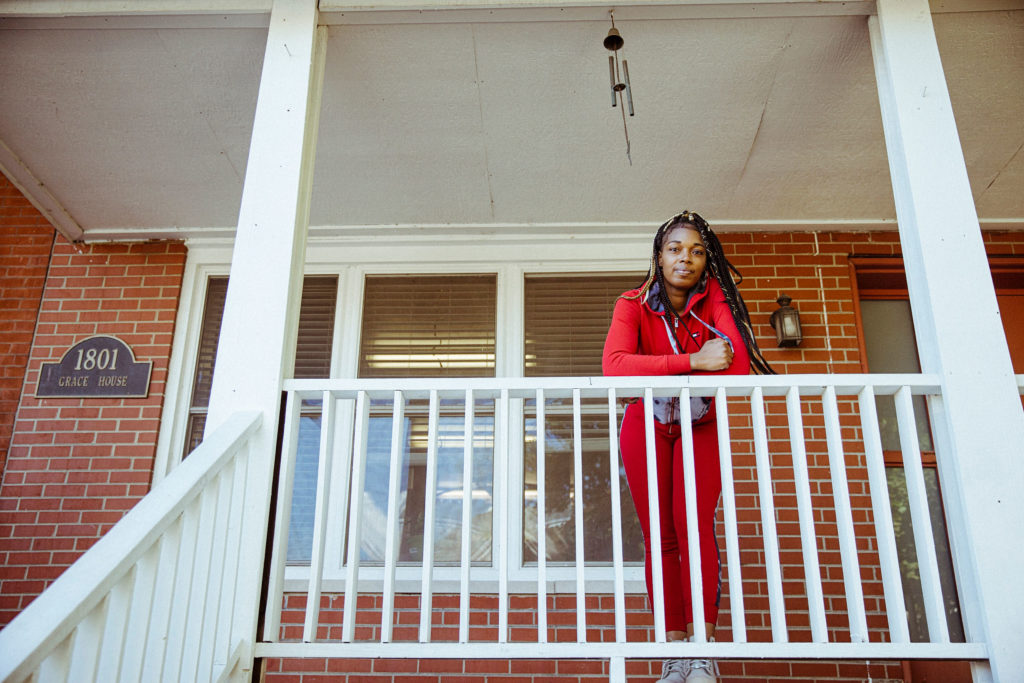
[155, 234, 651, 594]
[850, 254, 1024, 649]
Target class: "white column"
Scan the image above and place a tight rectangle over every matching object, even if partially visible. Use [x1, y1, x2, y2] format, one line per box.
[204, 0, 324, 673]
[870, 3, 1024, 681]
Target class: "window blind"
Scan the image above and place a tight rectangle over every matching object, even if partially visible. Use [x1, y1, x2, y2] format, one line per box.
[294, 276, 338, 379]
[358, 274, 497, 378]
[524, 273, 643, 377]
[189, 277, 229, 409]
[185, 275, 338, 456]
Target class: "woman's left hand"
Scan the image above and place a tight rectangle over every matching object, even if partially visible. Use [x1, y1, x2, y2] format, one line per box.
[691, 337, 734, 372]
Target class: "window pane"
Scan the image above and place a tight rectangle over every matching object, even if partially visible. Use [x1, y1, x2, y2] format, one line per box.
[524, 273, 642, 377]
[523, 398, 644, 564]
[287, 415, 324, 564]
[183, 275, 339, 564]
[339, 275, 500, 566]
[859, 299, 933, 451]
[359, 275, 496, 378]
[186, 276, 336, 459]
[189, 277, 229, 411]
[522, 274, 647, 565]
[886, 467, 965, 642]
[354, 399, 494, 565]
[294, 276, 338, 379]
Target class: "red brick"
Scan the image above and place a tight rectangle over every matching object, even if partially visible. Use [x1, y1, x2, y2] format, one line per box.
[0, 192, 186, 625]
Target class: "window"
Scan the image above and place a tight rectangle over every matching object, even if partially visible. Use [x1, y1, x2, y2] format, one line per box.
[185, 276, 338, 461]
[855, 262, 963, 644]
[181, 274, 339, 562]
[353, 275, 497, 565]
[183, 277, 228, 456]
[857, 258, 1024, 649]
[286, 277, 340, 563]
[522, 273, 645, 564]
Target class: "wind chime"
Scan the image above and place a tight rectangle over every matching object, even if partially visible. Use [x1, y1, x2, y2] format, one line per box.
[604, 11, 634, 164]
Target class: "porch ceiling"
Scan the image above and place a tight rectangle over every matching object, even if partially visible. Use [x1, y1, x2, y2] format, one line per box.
[0, 5, 1021, 240]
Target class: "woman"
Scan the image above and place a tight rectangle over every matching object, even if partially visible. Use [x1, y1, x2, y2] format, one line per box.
[602, 211, 773, 683]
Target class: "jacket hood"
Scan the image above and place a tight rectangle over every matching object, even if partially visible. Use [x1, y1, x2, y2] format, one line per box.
[643, 275, 711, 316]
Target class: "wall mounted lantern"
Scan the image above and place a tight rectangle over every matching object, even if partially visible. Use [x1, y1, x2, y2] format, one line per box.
[769, 294, 803, 347]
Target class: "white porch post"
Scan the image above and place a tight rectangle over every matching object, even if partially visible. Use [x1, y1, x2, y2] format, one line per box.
[869, 2, 1024, 681]
[204, 0, 324, 675]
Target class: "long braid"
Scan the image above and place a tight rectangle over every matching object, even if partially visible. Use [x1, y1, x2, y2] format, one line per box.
[622, 211, 776, 375]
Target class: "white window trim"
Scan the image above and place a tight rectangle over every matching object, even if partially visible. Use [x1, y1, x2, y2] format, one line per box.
[156, 229, 653, 593]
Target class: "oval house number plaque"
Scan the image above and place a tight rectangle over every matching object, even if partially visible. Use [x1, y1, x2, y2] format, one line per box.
[36, 335, 152, 398]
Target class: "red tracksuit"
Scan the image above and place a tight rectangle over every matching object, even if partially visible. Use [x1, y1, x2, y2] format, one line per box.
[602, 278, 750, 630]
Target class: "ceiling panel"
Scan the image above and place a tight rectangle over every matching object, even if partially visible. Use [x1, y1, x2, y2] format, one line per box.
[0, 8, 1019, 236]
[0, 26, 265, 230]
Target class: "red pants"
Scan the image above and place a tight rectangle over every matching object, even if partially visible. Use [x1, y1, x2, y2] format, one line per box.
[620, 402, 722, 630]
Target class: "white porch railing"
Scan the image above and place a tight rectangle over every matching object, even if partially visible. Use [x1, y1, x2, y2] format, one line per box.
[0, 411, 262, 683]
[259, 375, 990, 677]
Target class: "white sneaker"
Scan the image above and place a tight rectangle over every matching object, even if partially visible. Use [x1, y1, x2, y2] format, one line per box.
[656, 658, 689, 683]
[681, 656, 719, 683]
[677, 634, 719, 683]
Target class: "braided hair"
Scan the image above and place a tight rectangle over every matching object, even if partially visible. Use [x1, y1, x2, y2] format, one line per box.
[621, 210, 775, 375]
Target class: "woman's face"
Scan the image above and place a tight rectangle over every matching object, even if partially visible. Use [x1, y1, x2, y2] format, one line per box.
[658, 224, 707, 296]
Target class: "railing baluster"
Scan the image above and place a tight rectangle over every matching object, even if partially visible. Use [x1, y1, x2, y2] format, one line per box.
[118, 538, 161, 683]
[858, 385, 910, 643]
[536, 388, 549, 643]
[822, 385, 868, 642]
[305, 391, 337, 643]
[180, 484, 220, 680]
[194, 464, 236, 680]
[497, 388, 510, 643]
[329, 399, 355, 598]
[458, 389, 475, 643]
[140, 515, 182, 681]
[381, 390, 405, 643]
[752, 386, 788, 642]
[162, 501, 200, 681]
[715, 388, 746, 643]
[36, 629, 72, 683]
[785, 386, 827, 643]
[93, 570, 133, 681]
[679, 388, 706, 642]
[213, 449, 249, 666]
[643, 387, 667, 642]
[572, 388, 588, 642]
[68, 599, 106, 681]
[342, 391, 371, 643]
[262, 390, 302, 642]
[607, 388, 626, 644]
[894, 385, 949, 643]
[419, 390, 441, 643]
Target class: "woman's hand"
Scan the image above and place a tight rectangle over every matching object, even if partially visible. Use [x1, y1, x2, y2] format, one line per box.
[690, 337, 734, 372]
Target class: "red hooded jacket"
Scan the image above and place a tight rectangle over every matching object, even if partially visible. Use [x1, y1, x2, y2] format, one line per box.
[602, 277, 751, 379]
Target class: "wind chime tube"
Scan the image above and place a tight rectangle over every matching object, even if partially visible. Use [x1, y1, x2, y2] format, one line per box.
[608, 55, 618, 107]
[623, 60, 634, 116]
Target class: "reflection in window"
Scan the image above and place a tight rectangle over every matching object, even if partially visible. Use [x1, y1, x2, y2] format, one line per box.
[349, 275, 498, 565]
[356, 399, 494, 565]
[858, 292, 962, 640]
[859, 299, 932, 451]
[886, 467, 964, 642]
[523, 274, 646, 565]
[523, 399, 644, 564]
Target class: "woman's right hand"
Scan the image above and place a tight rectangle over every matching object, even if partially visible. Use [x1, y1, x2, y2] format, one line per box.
[691, 337, 734, 372]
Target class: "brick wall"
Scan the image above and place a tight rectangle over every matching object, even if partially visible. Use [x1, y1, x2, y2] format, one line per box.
[265, 229, 1024, 683]
[0, 175, 53, 476]
[0, 216, 187, 623]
